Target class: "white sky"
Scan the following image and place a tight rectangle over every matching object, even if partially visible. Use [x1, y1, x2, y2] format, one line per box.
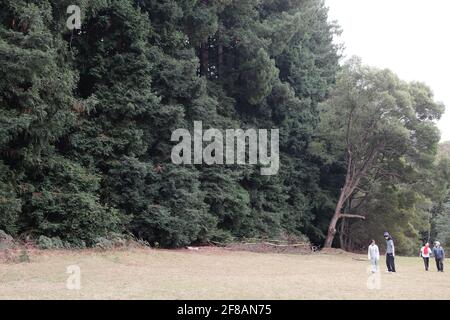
[325, 0, 450, 141]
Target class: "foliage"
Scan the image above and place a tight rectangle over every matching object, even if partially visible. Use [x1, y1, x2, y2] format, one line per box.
[315, 58, 444, 250]
[0, 0, 447, 254]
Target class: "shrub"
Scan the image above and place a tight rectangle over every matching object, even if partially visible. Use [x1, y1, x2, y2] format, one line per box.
[37, 236, 66, 249]
[23, 157, 125, 247]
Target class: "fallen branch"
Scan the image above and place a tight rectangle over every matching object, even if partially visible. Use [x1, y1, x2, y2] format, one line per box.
[352, 257, 367, 261]
[261, 242, 310, 248]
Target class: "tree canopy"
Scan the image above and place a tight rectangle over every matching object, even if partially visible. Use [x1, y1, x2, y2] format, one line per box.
[0, 0, 448, 254]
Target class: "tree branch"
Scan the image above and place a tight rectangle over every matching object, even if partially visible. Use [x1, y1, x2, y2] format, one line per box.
[339, 214, 366, 220]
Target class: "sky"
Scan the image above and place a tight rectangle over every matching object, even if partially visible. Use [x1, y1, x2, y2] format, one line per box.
[325, 0, 450, 141]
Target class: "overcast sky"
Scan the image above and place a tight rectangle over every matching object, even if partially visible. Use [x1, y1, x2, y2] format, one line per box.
[325, 0, 450, 141]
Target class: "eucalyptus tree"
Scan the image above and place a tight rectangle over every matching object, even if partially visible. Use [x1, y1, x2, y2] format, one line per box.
[316, 58, 444, 248]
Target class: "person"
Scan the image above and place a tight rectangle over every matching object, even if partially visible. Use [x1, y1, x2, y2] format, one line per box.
[432, 241, 445, 272]
[368, 239, 380, 273]
[420, 242, 431, 271]
[384, 232, 396, 272]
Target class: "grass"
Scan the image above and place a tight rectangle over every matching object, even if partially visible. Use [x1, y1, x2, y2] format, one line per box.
[0, 247, 449, 300]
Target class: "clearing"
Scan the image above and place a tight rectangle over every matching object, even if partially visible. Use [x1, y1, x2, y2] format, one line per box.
[0, 247, 448, 299]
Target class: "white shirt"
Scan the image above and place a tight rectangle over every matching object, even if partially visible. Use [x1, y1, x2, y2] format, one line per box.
[368, 244, 380, 260]
[420, 246, 432, 258]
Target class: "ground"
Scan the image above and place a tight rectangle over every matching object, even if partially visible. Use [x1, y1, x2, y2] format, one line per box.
[0, 247, 449, 299]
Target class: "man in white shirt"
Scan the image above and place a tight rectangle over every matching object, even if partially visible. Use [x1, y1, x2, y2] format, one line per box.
[368, 239, 380, 273]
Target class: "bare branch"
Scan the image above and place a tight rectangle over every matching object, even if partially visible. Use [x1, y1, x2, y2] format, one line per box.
[340, 214, 366, 220]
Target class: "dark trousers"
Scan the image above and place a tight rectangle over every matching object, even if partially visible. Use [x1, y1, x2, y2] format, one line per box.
[423, 257, 429, 271]
[386, 253, 396, 272]
[435, 258, 444, 272]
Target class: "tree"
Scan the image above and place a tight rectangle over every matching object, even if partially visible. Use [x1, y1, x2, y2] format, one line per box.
[0, 161, 20, 234]
[430, 145, 450, 249]
[0, 0, 124, 244]
[316, 58, 444, 248]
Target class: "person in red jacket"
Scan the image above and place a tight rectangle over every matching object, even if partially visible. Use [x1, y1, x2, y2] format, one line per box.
[419, 242, 431, 271]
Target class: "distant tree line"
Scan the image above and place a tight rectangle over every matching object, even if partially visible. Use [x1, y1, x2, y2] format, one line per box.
[0, 0, 448, 254]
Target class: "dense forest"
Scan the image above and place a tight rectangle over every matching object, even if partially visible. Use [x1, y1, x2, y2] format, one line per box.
[1, 0, 449, 255]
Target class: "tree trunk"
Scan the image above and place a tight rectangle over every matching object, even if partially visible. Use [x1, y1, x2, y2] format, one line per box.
[324, 183, 366, 248]
[216, 24, 223, 78]
[339, 217, 346, 250]
[200, 41, 209, 77]
[324, 196, 345, 248]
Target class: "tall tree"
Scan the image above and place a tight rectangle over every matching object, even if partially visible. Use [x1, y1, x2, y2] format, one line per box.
[316, 58, 444, 248]
[0, 0, 122, 245]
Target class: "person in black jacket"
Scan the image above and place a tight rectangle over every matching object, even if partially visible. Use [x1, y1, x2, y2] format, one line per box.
[433, 241, 445, 272]
[384, 232, 396, 273]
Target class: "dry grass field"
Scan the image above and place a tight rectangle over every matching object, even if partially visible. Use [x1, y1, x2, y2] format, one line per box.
[1, 247, 449, 300]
